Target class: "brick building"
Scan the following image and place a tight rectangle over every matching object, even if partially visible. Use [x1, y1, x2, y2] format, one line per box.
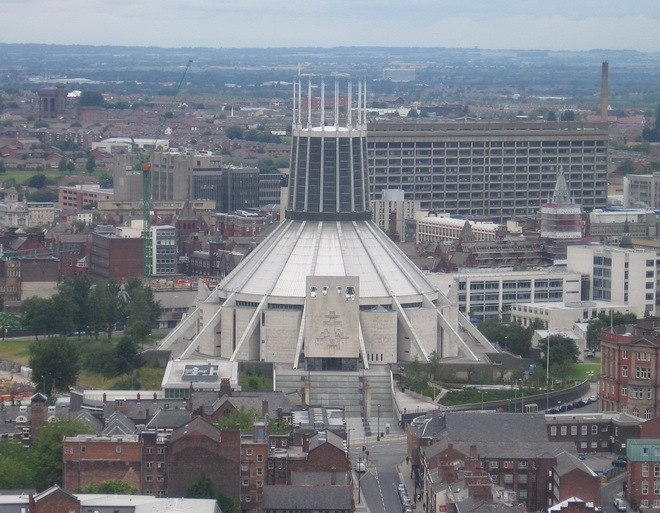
[58, 184, 114, 211]
[545, 411, 642, 455]
[551, 452, 600, 505]
[1, 485, 219, 512]
[599, 318, 660, 418]
[89, 231, 143, 280]
[626, 438, 660, 510]
[409, 411, 577, 511]
[63, 434, 142, 492]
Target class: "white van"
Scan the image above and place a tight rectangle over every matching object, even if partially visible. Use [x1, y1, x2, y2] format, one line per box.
[614, 498, 627, 511]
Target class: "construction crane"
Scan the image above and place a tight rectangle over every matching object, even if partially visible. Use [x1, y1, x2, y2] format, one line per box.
[139, 59, 193, 279]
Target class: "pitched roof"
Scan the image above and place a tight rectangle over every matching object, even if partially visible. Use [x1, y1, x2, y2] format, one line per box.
[170, 416, 223, 444]
[262, 485, 352, 510]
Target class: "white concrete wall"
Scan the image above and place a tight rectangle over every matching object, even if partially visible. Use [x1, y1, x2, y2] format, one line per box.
[263, 310, 302, 363]
[360, 310, 398, 364]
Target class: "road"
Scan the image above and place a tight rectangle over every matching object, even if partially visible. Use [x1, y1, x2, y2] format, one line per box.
[351, 434, 408, 513]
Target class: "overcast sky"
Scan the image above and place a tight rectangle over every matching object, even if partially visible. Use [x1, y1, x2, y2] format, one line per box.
[3, 0, 659, 51]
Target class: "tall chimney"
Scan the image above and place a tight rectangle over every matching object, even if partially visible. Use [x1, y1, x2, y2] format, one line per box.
[601, 61, 609, 122]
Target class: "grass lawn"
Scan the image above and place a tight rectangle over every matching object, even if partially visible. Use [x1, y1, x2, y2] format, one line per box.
[0, 338, 165, 390]
[569, 360, 600, 382]
[0, 338, 34, 365]
[3, 169, 62, 183]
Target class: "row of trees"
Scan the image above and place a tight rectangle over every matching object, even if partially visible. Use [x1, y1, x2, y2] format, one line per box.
[21, 276, 161, 341]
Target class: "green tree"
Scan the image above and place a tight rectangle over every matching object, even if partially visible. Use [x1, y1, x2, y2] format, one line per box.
[58, 276, 99, 335]
[79, 340, 117, 377]
[115, 336, 138, 375]
[80, 479, 137, 494]
[616, 160, 636, 175]
[87, 282, 110, 337]
[66, 161, 76, 173]
[31, 418, 93, 490]
[21, 297, 53, 339]
[0, 159, 6, 174]
[58, 157, 68, 174]
[27, 189, 57, 202]
[98, 172, 114, 189]
[0, 440, 34, 488]
[561, 110, 576, 121]
[217, 494, 241, 513]
[124, 284, 161, 344]
[216, 407, 260, 431]
[25, 174, 48, 188]
[185, 473, 215, 498]
[546, 334, 580, 370]
[49, 293, 75, 336]
[477, 318, 532, 357]
[79, 91, 105, 107]
[29, 337, 79, 395]
[225, 125, 244, 139]
[85, 155, 96, 173]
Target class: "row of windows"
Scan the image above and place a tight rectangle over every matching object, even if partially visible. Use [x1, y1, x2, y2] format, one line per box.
[549, 424, 602, 436]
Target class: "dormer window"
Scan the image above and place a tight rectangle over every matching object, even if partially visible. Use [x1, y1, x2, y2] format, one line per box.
[310, 287, 317, 298]
[322, 286, 328, 296]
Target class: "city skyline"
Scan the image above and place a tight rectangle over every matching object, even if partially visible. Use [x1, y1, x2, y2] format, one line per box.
[3, 0, 660, 52]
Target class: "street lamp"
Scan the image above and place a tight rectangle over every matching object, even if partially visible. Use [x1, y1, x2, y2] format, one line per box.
[546, 333, 550, 410]
[377, 404, 381, 441]
[42, 375, 46, 396]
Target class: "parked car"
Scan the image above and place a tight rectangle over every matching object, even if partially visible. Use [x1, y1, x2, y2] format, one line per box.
[578, 453, 587, 460]
[612, 458, 627, 468]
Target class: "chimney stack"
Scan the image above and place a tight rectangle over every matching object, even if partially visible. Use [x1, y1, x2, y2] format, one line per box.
[601, 61, 609, 122]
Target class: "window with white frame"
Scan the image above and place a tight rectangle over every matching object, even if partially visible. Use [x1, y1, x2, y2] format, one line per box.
[637, 367, 651, 379]
[622, 385, 627, 396]
[561, 426, 567, 436]
[581, 425, 587, 435]
[622, 366, 628, 377]
[643, 463, 650, 477]
[571, 426, 577, 435]
[591, 425, 598, 435]
[642, 481, 649, 494]
[638, 352, 650, 361]
[550, 426, 557, 436]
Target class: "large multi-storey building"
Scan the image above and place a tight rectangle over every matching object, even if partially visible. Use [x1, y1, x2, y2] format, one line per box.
[426, 268, 582, 322]
[151, 225, 177, 276]
[599, 318, 660, 418]
[367, 121, 608, 223]
[150, 151, 259, 213]
[59, 184, 114, 211]
[567, 245, 656, 317]
[624, 172, 660, 209]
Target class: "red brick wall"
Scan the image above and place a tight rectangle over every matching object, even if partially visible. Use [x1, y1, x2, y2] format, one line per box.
[63, 439, 141, 492]
[557, 468, 600, 506]
[168, 429, 241, 502]
[33, 488, 81, 513]
[289, 442, 349, 474]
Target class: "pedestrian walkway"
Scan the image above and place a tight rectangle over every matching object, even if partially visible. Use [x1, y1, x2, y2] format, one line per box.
[396, 458, 421, 512]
